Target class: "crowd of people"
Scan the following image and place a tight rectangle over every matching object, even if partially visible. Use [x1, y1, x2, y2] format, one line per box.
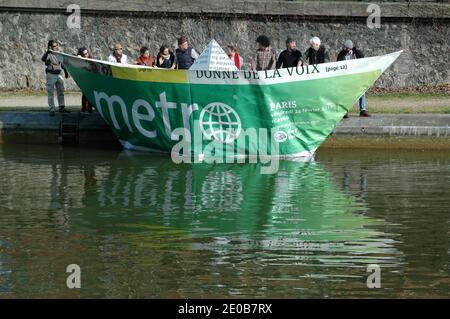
[42, 35, 370, 117]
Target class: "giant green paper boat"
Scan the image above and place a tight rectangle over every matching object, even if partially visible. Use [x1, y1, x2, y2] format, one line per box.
[56, 42, 401, 159]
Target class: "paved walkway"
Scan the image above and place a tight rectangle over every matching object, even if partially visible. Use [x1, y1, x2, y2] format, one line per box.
[335, 114, 450, 136]
[0, 111, 449, 150]
[0, 92, 449, 113]
[0, 93, 82, 110]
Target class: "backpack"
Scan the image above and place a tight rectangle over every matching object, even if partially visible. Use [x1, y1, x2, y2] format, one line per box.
[46, 53, 62, 74]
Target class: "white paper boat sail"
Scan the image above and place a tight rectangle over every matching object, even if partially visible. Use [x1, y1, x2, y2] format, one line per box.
[189, 39, 238, 71]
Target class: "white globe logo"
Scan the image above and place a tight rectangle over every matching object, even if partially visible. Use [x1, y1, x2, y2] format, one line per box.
[199, 102, 242, 144]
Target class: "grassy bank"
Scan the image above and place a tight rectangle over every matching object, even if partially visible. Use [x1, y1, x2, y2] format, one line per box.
[355, 92, 450, 114]
[0, 91, 449, 114]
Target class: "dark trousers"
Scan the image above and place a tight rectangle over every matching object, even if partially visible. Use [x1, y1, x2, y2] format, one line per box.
[81, 94, 93, 112]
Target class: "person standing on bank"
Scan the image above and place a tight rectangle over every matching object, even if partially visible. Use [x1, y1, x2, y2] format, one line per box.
[337, 40, 370, 117]
[155, 45, 176, 69]
[251, 35, 277, 71]
[107, 43, 128, 64]
[276, 37, 303, 68]
[303, 36, 329, 65]
[77, 47, 94, 113]
[41, 40, 69, 117]
[175, 36, 199, 70]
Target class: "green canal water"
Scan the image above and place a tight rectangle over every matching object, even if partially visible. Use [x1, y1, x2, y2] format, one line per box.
[0, 144, 449, 298]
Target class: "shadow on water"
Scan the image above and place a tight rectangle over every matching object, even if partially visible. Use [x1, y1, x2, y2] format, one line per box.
[0, 144, 448, 298]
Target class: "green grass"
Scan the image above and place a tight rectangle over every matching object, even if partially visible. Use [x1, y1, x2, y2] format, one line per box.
[0, 91, 81, 98]
[349, 93, 450, 114]
[367, 92, 449, 99]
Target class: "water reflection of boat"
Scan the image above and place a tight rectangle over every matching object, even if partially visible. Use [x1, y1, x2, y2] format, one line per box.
[73, 154, 388, 249]
[0, 145, 390, 248]
[55, 48, 401, 158]
[0, 145, 401, 297]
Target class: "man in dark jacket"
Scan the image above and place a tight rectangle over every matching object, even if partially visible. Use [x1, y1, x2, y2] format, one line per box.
[337, 40, 364, 61]
[41, 40, 69, 116]
[337, 40, 370, 117]
[276, 37, 302, 68]
[303, 36, 329, 65]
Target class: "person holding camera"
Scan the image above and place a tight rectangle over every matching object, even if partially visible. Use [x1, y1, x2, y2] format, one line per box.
[41, 40, 69, 116]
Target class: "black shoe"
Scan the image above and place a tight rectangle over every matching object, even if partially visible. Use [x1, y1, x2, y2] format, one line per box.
[49, 111, 55, 117]
[59, 107, 70, 113]
[360, 110, 371, 117]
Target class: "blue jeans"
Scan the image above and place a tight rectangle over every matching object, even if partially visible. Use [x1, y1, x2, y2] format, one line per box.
[46, 73, 65, 112]
[359, 94, 366, 111]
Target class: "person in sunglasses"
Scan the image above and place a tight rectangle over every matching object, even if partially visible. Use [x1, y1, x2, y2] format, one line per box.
[107, 43, 128, 64]
[41, 40, 69, 116]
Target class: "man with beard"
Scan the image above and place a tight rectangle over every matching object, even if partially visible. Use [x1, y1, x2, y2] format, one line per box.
[276, 37, 303, 68]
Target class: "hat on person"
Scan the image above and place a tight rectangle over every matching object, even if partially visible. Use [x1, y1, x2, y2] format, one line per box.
[113, 43, 123, 50]
[344, 40, 353, 49]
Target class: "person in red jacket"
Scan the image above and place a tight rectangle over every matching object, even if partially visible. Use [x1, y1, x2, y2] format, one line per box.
[134, 46, 154, 67]
[226, 45, 243, 70]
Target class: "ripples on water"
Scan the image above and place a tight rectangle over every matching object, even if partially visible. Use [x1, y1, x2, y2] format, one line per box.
[0, 145, 449, 298]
